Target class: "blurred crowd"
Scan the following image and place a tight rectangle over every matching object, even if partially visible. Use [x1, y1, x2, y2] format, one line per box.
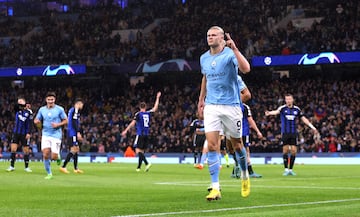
[0, 0, 359, 66]
[0, 73, 359, 155]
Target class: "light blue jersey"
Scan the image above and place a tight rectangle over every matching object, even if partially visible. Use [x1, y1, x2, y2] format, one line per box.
[200, 47, 240, 105]
[35, 105, 67, 139]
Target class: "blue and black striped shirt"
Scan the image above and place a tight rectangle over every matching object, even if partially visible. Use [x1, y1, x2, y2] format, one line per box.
[277, 105, 304, 134]
[13, 109, 32, 135]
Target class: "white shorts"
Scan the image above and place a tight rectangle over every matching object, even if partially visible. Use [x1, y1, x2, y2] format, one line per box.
[41, 135, 61, 154]
[204, 104, 243, 139]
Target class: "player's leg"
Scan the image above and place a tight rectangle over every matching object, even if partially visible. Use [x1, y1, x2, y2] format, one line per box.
[48, 137, 62, 178]
[289, 144, 297, 176]
[143, 136, 152, 172]
[134, 136, 142, 171]
[203, 105, 222, 200]
[23, 144, 32, 172]
[282, 144, 290, 176]
[226, 138, 238, 178]
[196, 140, 207, 169]
[224, 105, 250, 197]
[42, 136, 53, 179]
[135, 148, 143, 171]
[247, 146, 262, 178]
[230, 136, 250, 197]
[7, 141, 18, 171]
[205, 131, 221, 200]
[246, 146, 253, 175]
[220, 137, 229, 168]
[193, 144, 198, 165]
[61, 137, 75, 174]
[72, 146, 83, 173]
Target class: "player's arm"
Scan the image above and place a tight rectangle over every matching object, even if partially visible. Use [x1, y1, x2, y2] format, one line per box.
[150, 92, 161, 112]
[121, 120, 136, 137]
[225, 33, 250, 73]
[265, 109, 280, 116]
[241, 87, 251, 103]
[198, 75, 207, 118]
[34, 110, 43, 130]
[301, 116, 318, 133]
[72, 109, 83, 141]
[52, 118, 68, 128]
[248, 116, 263, 139]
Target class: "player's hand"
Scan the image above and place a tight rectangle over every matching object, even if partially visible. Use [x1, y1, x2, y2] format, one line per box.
[156, 92, 161, 98]
[313, 129, 320, 136]
[225, 33, 238, 51]
[34, 120, 42, 130]
[77, 132, 83, 142]
[121, 131, 127, 138]
[51, 122, 59, 128]
[257, 132, 263, 139]
[313, 131, 321, 141]
[265, 111, 270, 116]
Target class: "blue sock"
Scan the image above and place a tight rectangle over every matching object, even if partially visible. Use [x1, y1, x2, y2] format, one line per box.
[208, 151, 220, 184]
[200, 152, 207, 165]
[235, 147, 248, 173]
[44, 159, 51, 175]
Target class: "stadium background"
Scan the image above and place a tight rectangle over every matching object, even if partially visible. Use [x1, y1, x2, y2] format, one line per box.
[0, 0, 359, 160]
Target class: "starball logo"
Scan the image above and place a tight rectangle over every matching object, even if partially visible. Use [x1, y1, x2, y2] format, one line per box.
[42, 65, 75, 76]
[298, 52, 340, 65]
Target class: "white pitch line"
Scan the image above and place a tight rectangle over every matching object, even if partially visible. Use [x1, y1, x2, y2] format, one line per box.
[154, 182, 360, 190]
[113, 198, 360, 217]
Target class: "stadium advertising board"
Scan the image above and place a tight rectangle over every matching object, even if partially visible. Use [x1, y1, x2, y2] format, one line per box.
[251, 51, 360, 67]
[0, 64, 86, 77]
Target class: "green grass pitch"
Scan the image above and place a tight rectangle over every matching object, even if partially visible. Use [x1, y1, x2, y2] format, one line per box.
[1, 161, 360, 217]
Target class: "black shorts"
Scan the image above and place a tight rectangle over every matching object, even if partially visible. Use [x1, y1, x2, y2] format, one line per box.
[134, 135, 149, 150]
[67, 135, 79, 147]
[220, 138, 227, 151]
[282, 133, 297, 146]
[194, 134, 206, 147]
[242, 135, 250, 148]
[11, 133, 28, 146]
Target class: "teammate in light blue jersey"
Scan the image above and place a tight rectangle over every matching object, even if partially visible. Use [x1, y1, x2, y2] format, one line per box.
[198, 26, 251, 200]
[34, 92, 68, 179]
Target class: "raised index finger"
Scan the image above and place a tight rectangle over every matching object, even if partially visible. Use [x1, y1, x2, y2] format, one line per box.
[225, 33, 232, 40]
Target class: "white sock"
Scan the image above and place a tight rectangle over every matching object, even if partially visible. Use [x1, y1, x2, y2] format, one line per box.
[241, 170, 249, 180]
[212, 182, 220, 190]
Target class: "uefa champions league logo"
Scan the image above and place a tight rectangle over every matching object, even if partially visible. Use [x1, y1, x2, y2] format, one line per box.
[16, 68, 23, 76]
[42, 65, 75, 76]
[298, 52, 340, 65]
[136, 59, 192, 73]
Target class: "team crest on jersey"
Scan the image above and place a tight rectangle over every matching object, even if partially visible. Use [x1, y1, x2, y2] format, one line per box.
[18, 114, 27, 122]
[24, 112, 29, 117]
[294, 111, 298, 115]
[211, 60, 216, 68]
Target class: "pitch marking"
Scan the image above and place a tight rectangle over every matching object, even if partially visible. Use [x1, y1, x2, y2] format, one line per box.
[113, 198, 360, 217]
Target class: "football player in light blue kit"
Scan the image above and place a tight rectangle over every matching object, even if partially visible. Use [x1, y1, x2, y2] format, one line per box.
[34, 92, 68, 179]
[198, 26, 251, 200]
